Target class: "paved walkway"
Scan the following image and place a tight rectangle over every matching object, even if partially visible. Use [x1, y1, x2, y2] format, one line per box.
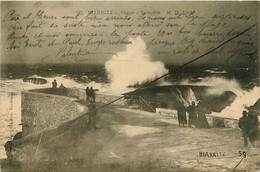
[1, 105, 259, 171]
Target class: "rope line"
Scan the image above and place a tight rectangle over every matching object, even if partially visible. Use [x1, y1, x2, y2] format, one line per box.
[97, 96, 125, 110]
[34, 132, 44, 159]
[16, 133, 40, 159]
[36, 22, 259, 147]
[231, 146, 251, 172]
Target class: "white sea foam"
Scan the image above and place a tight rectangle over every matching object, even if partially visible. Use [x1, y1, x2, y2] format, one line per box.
[210, 86, 260, 119]
[105, 36, 168, 91]
[180, 77, 260, 119]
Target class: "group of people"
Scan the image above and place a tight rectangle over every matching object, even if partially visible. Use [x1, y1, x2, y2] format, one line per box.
[177, 101, 210, 128]
[239, 110, 259, 147]
[51, 79, 66, 95]
[52, 79, 65, 89]
[86, 86, 96, 102]
[178, 101, 259, 147]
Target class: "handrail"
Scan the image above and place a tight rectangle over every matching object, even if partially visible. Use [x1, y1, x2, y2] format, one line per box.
[139, 96, 156, 112]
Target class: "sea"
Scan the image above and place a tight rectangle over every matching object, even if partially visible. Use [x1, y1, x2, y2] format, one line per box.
[0, 63, 259, 158]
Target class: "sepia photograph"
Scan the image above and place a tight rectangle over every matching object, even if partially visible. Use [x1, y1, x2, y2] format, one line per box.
[0, 1, 259, 171]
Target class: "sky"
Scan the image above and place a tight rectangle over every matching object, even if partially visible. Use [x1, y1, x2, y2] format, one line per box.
[1, 1, 259, 66]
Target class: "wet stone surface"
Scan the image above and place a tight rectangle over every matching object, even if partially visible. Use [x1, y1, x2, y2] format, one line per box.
[1, 105, 259, 171]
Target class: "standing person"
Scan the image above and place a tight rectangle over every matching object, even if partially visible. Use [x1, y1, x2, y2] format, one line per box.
[52, 79, 57, 88]
[86, 87, 90, 101]
[59, 83, 66, 95]
[4, 141, 13, 160]
[59, 83, 65, 88]
[248, 111, 259, 147]
[87, 101, 97, 130]
[238, 111, 250, 147]
[177, 104, 187, 127]
[196, 101, 210, 128]
[186, 101, 197, 127]
[90, 86, 95, 102]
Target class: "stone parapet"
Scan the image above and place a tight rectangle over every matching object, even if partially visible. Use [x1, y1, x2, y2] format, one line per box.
[156, 108, 240, 128]
[21, 90, 86, 137]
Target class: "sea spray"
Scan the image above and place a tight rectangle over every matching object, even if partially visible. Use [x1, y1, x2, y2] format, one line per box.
[180, 77, 243, 96]
[180, 77, 260, 119]
[174, 88, 198, 107]
[210, 86, 260, 119]
[187, 88, 199, 105]
[176, 88, 190, 107]
[105, 36, 168, 91]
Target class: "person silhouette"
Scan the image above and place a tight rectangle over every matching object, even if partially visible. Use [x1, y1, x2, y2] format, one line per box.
[186, 101, 197, 127]
[87, 101, 97, 130]
[90, 86, 95, 102]
[86, 86, 90, 101]
[248, 111, 259, 147]
[196, 101, 210, 128]
[52, 79, 57, 89]
[59, 83, 65, 88]
[177, 104, 187, 127]
[239, 111, 250, 147]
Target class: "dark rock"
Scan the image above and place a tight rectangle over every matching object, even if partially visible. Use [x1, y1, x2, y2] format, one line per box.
[23, 78, 47, 84]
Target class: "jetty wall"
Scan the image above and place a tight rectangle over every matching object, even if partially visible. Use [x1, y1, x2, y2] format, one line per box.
[21, 87, 243, 138]
[21, 88, 126, 137]
[21, 89, 86, 137]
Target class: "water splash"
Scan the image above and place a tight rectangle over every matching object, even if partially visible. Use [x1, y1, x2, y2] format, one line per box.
[180, 76, 260, 119]
[210, 86, 260, 119]
[105, 36, 168, 91]
[187, 88, 198, 105]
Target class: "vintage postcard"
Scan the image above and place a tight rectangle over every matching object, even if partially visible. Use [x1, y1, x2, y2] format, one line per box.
[0, 1, 259, 171]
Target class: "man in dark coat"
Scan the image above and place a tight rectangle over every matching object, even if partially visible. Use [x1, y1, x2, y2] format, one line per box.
[87, 101, 97, 130]
[238, 111, 250, 147]
[248, 111, 259, 147]
[52, 79, 57, 89]
[4, 141, 13, 160]
[186, 101, 197, 127]
[196, 101, 210, 128]
[90, 86, 95, 102]
[177, 104, 187, 127]
[86, 87, 90, 101]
